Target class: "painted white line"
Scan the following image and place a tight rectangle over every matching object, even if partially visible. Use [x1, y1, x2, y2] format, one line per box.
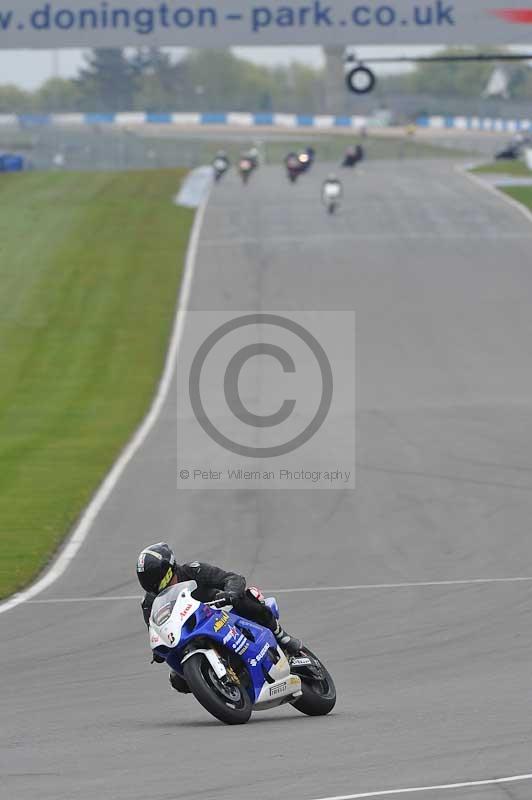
[273, 576, 532, 593]
[457, 165, 532, 226]
[0, 189, 210, 616]
[25, 575, 532, 604]
[310, 772, 532, 800]
[200, 231, 532, 248]
[27, 595, 141, 604]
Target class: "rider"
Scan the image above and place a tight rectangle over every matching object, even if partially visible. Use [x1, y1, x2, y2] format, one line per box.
[213, 150, 229, 169]
[136, 542, 302, 692]
[247, 146, 260, 168]
[322, 173, 343, 198]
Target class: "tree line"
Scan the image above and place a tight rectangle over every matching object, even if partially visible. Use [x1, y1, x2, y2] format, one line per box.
[0, 48, 321, 114]
[1, 47, 531, 114]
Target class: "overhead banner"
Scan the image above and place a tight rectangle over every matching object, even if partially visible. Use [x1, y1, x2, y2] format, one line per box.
[1, 0, 532, 48]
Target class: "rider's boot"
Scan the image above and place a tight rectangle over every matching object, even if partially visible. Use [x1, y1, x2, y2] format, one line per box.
[273, 621, 302, 656]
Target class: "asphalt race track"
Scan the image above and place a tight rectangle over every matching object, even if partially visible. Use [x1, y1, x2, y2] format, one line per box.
[2, 161, 532, 800]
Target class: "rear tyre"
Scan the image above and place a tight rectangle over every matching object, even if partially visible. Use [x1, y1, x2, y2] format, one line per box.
[290, 647, 336, 717]
[182, 653, 252, 725]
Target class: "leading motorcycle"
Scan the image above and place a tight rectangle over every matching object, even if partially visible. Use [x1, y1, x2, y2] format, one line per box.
[149, 580, 336, 725]
[322, 179, 342, 214]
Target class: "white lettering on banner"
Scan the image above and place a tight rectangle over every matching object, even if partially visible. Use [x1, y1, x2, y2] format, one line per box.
[1, 0, 532, 48]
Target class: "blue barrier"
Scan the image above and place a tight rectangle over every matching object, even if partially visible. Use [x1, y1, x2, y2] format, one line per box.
[3, 111, 532, 132]
[0, 153, 24, 172]
[146, 112, 172, 123]
[253, 113, 274, 125]
[201, 112, 227, 124]
[18, 114, 51, 127]
[415, 115, 532, 132]
[334, 116, 352, 127]
[85, 113, 116, 124]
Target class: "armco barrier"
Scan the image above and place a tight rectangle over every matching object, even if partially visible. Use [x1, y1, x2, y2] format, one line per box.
[0, 112, 371, 129]
[3, 112, 531, 133]
[416, 115, 532, 133]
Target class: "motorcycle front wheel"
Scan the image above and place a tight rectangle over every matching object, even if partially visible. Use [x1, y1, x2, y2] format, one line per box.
[290, 647, 336, 716]
[183, 653, 252, 725]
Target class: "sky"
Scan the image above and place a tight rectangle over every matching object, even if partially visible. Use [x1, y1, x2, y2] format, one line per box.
[0, 45, 447, 89]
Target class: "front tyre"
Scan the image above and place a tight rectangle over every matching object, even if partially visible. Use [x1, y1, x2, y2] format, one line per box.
[290, 647, 336, 717]
[182, 653, 252, 725]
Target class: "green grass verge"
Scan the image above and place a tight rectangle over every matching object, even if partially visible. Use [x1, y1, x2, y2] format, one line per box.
[0, 169, 194, 599]
[472, 160, 532, 176]
[501, 185, 532, 210]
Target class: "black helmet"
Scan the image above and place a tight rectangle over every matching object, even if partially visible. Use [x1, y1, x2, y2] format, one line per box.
[136, 542, 177, 594]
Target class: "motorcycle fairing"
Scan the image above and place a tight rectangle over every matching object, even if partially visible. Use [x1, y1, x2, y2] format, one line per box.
[149, 582, 301, 706]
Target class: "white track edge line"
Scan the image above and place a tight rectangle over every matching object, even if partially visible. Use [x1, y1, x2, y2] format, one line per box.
[272, 576, 532, 592]
[25, 575, 532, 603]
[0, 192, 209, 616]
[310, 771, 532, 800]
[456, 164, 532, 225]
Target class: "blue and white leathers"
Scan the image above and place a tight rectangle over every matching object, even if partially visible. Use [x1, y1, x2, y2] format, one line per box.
[149, 581, 302, 709]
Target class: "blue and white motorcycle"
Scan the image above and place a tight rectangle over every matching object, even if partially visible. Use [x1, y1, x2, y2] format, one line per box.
[149, 581, 336, 725]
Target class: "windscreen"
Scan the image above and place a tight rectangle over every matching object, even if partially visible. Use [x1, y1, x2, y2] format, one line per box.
[150, 580, 197, 627]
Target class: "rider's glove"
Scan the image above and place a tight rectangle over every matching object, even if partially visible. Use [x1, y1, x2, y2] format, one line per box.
[212, 590, 236, 608]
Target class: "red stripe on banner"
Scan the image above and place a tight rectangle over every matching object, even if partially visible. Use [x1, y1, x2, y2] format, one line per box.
[490, 7, 532, 22]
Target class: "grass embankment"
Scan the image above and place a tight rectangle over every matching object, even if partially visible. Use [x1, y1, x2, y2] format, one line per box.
[472, 160, 532, 176]
[501, 186, 532, 210]
[0, 169, 193, 598]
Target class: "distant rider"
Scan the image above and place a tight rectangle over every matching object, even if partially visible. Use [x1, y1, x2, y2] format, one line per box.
[136, 542, 302, 693]
[322, 173, 343, 199]
[212, 150, 229, 176]
[342, 144, 364, 167]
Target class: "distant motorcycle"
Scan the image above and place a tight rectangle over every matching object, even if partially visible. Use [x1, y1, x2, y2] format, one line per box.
[239, 157, 254, 184]
[212, 155, 229, 182]
[149, 580, 336, 725]
[285, 153, 301, 183]
[322, 177, 342, 214]
[342, 144, 364, 168]
[495, 134, 531, 161]
[297, 147, 315, 173]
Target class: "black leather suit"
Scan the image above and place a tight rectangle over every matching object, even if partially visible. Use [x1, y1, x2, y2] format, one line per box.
[141, 561, 276, 632]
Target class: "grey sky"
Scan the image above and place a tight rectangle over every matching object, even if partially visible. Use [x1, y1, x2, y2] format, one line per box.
[0, 45, 446, 89]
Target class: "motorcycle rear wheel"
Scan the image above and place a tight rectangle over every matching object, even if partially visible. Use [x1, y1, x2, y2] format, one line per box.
[290, 647, 336, 716]
[183, 653, 252, 725]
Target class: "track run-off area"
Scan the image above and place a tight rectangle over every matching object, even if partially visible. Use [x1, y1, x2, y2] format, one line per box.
[1, 160, 532, 800]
